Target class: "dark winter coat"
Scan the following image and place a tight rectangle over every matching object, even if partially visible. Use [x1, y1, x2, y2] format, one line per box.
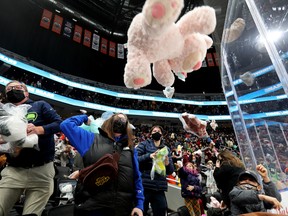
[137, 138, 174, 191]
[229, 180, 282, 215]
[213, 162, 245, 207]
[178, 167, 202, 198]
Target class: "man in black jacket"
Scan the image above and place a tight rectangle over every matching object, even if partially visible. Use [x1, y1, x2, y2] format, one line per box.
[229, 164, 282, 215]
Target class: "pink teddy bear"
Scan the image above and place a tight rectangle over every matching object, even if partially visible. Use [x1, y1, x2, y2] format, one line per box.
[124, 0, 216, 95]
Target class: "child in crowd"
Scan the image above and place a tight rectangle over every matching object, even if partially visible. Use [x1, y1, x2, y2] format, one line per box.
[229, 164, 282, 215]
[202, 160, 218, 195]
[178, 162, 203, 216]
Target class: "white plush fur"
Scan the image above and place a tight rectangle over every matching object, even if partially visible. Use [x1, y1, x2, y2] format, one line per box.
[124, 0, 217, 93]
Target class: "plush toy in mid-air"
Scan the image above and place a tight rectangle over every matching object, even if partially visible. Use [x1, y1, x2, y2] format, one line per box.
[209, 119, 218, 131]
[124, 0, 216, 96]
[179, 112, 208, 138]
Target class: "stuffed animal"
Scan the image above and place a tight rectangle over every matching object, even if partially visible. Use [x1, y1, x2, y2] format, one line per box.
[179, 112, 208, 138]
[0, 103, 38, 156]
[222, 18, 245, 43]
[124, 0, 216, 96]
[209, 119, 218, 130]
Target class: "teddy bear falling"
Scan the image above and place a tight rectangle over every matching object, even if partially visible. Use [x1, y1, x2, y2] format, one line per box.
[124, 0, 217, 97]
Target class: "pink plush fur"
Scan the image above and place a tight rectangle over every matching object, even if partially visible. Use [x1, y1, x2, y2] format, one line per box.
[124, 0, 216, 96]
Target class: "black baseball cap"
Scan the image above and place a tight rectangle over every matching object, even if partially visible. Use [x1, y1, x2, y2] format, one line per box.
[238, 170, 259, 184]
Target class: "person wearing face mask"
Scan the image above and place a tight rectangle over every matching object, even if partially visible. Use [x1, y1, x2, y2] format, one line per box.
[229, 164, 282, 215]
[178, 162, 203, 216]
[136, 125, 174, 216]
[0, 80, 62, 216]
[60, 113, 144, 216]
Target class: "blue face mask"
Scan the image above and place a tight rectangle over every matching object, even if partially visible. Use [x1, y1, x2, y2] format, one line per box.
[114, 134, 128, 142]
[114, 136, 121, 142]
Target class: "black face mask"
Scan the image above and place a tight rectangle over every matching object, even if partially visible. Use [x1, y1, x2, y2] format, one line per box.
[113, 119, 127, 134]
[6, 90, 26, 103]
[151, 132, 162, 141]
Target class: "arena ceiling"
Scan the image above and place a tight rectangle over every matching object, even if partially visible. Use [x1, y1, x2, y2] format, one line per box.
[45, 0, 229, 120]
[53, 0, 228, 46]
[0, 0, 229, 122]
[41, 0, 228, 94]
[58, 0, 201, 38]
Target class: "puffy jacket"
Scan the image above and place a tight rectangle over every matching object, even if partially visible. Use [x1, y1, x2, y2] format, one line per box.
[136, 138, 174, 191]
[78, 131, 135, 215]
[213, 162, 245, 207]
[229, 180, 282, 215]
[178, 167, 202, 198]
[60, 115, 144, 215]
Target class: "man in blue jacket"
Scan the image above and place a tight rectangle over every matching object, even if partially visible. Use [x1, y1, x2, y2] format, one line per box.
[0, 80, 62, 216]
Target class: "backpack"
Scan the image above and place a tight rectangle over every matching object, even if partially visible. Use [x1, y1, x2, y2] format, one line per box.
[78, 152, 120, 195]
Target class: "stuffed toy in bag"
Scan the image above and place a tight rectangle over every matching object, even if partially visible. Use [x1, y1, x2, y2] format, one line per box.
[124, 0, 216, 96]
[150, 146, 168, 180]
[0, 103, 38, 156]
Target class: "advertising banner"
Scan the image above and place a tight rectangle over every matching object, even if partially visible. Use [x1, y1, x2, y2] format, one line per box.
[92, 33, 100, 51]
[51, 14, 63, 34]
[100, 38, 108, 54]
[117, 44, 125, 59]
[73, 25, 83, 43]
[40, 9, 52, 29]
[62, 20, 74, 38]
[109, 41, 116, 57]
[206, 53, 215, 67]
[83, 29, 92, 47]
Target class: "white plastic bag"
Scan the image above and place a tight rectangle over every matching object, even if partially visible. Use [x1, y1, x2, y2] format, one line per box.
[150, 146, 168, 180]
[59, 182, 76, 205]
[80, 111, 114, 134]
[0, 103, 39, 154]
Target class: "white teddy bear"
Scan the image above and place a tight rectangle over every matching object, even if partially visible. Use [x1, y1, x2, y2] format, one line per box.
[124, 0, 216, 96]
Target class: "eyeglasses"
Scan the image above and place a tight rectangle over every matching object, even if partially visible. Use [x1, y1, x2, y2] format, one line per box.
[6, 85, 24, 92]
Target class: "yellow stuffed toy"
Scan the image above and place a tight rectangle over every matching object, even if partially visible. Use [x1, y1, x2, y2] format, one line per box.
[151, 146, 168, 180]
[124, 0, 217, 97]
